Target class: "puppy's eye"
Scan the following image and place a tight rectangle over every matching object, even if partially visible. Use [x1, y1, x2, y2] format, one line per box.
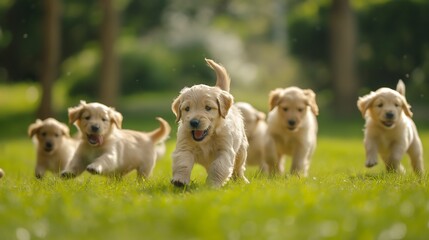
[395, 103, 400, 107]
[41, 132, 47, 137]
[283, 108, 288, 112]
[298, 108, 303, 112]
[205, 106, 212, 111]
[84, 116, 91, 120]
[184, 106, 190, 112]
[377, 103, 383, 108]
[102, 118, 108, 122]
[55, 133, 59, 137]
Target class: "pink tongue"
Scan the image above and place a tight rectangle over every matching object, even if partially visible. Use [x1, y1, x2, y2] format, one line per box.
[88, 135, 103, 145]
[193, 130, 205, 139]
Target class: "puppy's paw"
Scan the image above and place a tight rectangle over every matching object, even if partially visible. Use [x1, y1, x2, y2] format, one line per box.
[171, 179, 186, 187]
[60, 171, 76, 179]
[365, 159, 378, 168]
[87, 164, 102, 175]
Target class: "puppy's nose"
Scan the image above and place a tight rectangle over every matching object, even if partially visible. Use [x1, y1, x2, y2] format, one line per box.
[386, 112, 394, 119]
[288, 120, 296, 126]
[190, 119, 200, 128]
[45, 142, 53, 149]
[91, 125, 100, 133]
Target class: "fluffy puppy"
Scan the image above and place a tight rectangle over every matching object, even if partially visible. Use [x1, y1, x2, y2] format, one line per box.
[266, 87, 319, 177]
[235, 102, 269, 173]
[357, 80, 424, 174]
[61, 101, 171, 179]
[171, 59, 249, 188]
[28, 118, 79, 178]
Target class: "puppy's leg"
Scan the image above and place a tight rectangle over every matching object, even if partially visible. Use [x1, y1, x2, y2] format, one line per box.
[364, 137, 378, 168]
[206, 151, 235, 188]
[232, 146, 249, 183]
[384, 144, 407, 174]
[408, 138, 424, 174]
[60, 152, 87, 178]
[35, 163, 46, 179]
[86, 153, 118, 175]
[137, 155, 157, 180]
[290, 147, 311, 177]
[171, 150, 195, 187]
[265, 142, 283, 176]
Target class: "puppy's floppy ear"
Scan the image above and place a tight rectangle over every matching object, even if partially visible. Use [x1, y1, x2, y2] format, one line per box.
[68, 100, 86, 124]
[59, 122, 71, 137]
[28, 119, 43, 137]
[268, 88, 283, 111]
[109, 108, 123, 129]
[400, 95, 413, 118]
[303, 89, 319, 116]
[357, 92, 376, 118]
[171, 95, 182, 123]
[217, 91, 233, 118]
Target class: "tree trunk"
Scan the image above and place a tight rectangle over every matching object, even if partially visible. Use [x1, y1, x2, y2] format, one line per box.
[329, 0, 358, 116]
[37, 0, 61, 119]
[99, 0, 120, 107]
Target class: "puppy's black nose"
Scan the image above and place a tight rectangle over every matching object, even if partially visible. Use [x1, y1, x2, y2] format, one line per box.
[386, 112, 394, 119]
[45, 142, 53, 149]
[288, 120, 296, 126]
[190, 119, 200, 128]
[91, 125, 100, 133]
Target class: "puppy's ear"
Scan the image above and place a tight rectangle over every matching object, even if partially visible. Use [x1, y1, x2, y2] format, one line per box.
[171, 95, 182, 123]
[357, 92, 376, 118]
[396, 79, 406, 96]
[59, 122, 71, 137]
[68, 101, 86, 124]
[217, 91, 233, 118]
[256, 111, 266, 121]
[109, 108, 123, 129]
[28, 119, 43, 137]
[400, 95, 413, 118]
[304, 89, 319, 116]
[268, 88, 283, 111]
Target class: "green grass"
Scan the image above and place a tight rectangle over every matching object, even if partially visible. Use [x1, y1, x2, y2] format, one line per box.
[1, 83, 429, 239]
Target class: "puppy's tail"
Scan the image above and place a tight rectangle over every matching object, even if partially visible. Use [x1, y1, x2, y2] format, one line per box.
[396, 79, 406, 96]
[148, 117, 171, 144]
[205, 58, 231, 92]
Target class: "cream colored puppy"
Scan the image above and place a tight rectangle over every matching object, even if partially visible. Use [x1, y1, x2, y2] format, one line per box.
[28, 118, 79, 178]
[357, 80, 424, 174]
[61, 101, 171, 179]
[266, 87, 319, 177]
[235, 102, 269, 173]
[171, 59, 249, 188]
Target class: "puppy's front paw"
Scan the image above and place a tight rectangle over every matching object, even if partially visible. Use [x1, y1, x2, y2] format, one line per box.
[171, 179, 186, 187]
[87, 164, 102, 175]
[365, 159, 378, 168]
[60, 171, 76, 179]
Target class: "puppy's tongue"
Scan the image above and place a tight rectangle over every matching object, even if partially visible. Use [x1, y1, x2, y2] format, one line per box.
[193, 130, 205, 139]
[88, 134, 103, 146]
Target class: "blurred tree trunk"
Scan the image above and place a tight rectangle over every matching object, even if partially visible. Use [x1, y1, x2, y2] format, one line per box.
[99, 0, 120, 107]
[329, 0, 358, 116]
[37, 0, 61, 119]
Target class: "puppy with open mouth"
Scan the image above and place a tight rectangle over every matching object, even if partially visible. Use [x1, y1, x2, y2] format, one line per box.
[28, 118, 79, 178]
[357, 80, 424, 174]
[61, 101, 171, 179]
[266, 87, 319, 177]
[171, 59, 249, 188]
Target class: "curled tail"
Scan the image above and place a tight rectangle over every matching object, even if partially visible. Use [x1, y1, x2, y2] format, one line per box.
[205, 58, 231, 92]
[149, 117, 171, 144]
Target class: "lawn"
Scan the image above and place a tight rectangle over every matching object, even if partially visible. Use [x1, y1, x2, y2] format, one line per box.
[0, 83, 428, 240]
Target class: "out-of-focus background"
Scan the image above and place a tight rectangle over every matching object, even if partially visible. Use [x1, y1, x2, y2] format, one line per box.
[1, 0, 428, 123]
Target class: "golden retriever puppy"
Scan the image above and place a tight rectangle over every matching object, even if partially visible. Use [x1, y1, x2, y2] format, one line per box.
[171, 59, 249, 188]
[266, 87, 319, 177]
[60, 101, 171, 179]
[28, 118, 79, 178]
[357, 80, 424, 174]
[235, 102, 269, 173]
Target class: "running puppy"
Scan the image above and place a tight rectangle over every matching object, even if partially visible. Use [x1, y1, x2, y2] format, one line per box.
[171, 58, 249, 188]
[266, 87, 319, 177]
[61, 101, 171, 179]
[235, 102, 269, 173]
[357, 80, 424, 174]
[28, 118, 79, 178]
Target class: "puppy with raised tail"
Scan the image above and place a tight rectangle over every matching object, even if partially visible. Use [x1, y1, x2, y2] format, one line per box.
[28, 118, 79, 178]
[357, 80, 424, 174]
[235, 102, 269, 173]
[61, 101, 171, 179]
[266, 87, 319, 177]
[171, 58, 249, 188]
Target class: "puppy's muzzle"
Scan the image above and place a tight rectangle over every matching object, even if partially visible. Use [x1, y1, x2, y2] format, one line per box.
[87, 124, 103, 146]
[382, 112, 395, 128]
[44, 141, 53, 152]
[189, 118, 209, 142]
[287, 119, 297, 131]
